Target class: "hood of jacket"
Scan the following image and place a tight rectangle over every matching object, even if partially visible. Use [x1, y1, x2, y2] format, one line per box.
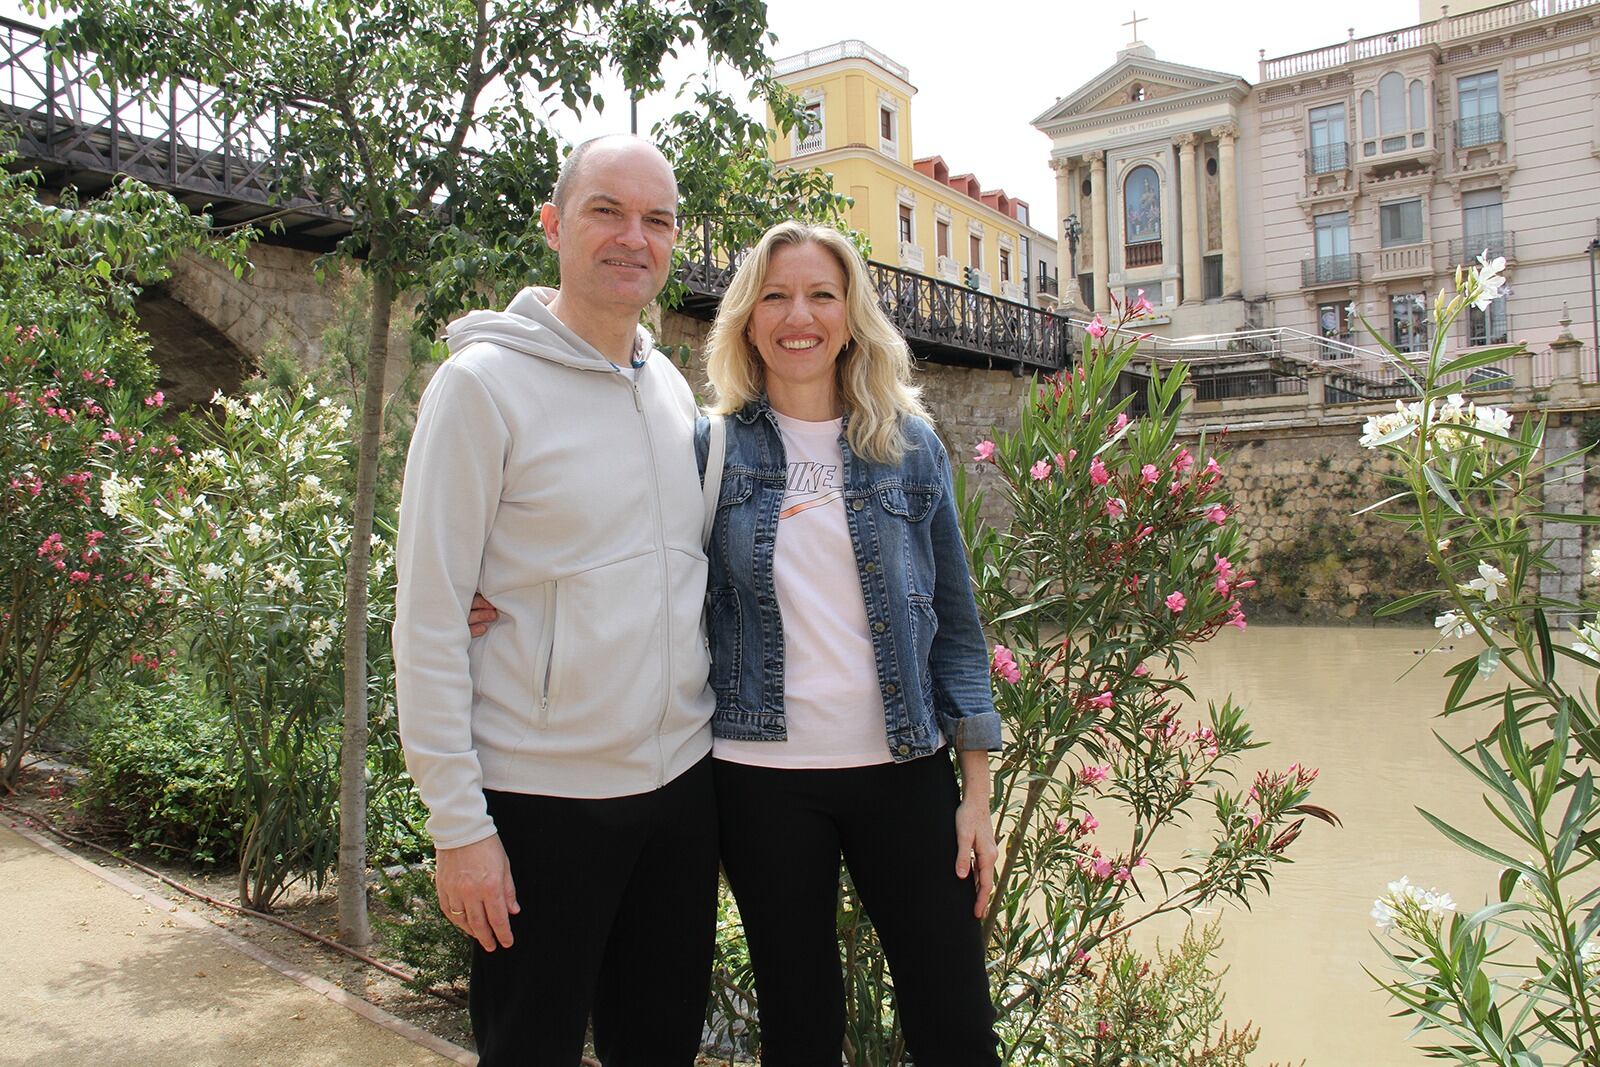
[442, 286, 656, 371]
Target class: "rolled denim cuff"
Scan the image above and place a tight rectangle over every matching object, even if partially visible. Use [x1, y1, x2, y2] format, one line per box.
[941, 709, 1003, 752]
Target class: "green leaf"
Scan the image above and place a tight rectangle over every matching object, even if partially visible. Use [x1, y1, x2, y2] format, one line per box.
[1499, 866, 1522, 902]
[1438, 344, 1525, 379]
[1533, 610, 1555, 683]
[1423, 463, 1465, 515]
[1476, 645, 1501, 680]
[1376, 590, 1445, 618]
[1417, 808, 1538, 877]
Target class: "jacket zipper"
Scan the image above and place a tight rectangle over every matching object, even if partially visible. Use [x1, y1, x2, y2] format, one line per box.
[536, 580, 558, 726]
[631, 374, 673, 789]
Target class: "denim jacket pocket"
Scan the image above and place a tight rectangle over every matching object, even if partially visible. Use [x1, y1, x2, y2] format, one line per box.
[876, 482, 940, 522]
[718, 470, 755, 510]
[908, 592, 938, 704]
[706, 587, 742, 700]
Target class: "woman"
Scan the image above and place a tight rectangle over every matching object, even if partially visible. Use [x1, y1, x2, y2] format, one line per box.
[698, 220, 1000, 1064]
[468, 221, 1001, 1061]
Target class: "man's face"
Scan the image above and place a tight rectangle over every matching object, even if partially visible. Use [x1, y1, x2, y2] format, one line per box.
[541, 144, 678, 317]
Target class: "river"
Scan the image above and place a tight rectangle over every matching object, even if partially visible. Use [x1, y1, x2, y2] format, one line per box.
[1130, 623, 1541, 1066]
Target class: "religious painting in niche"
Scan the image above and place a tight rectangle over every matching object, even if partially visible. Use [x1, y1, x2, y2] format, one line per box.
[1123, 165, 1161, 245]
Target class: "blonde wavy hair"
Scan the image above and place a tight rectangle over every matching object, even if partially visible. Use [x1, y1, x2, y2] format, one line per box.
[703, 221, 929, 464]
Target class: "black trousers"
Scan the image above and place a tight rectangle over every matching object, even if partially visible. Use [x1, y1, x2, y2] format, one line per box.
[714, 754, 1000, 1067]
[470, 755, 719, 1067]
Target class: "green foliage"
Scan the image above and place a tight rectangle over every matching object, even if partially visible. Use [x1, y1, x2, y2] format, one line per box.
[374, 864, 472, 994]
[0, 147, 251, 789]
[112, 386, 388, 909]
[78, 679, 240, 866]
[1362, 258, 1600, 1063]
[1049, 922, 1261, 1067]
[961, 312, 1329, 1063]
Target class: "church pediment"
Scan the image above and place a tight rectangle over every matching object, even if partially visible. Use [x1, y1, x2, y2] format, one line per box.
[1032, 49, 1248, 131]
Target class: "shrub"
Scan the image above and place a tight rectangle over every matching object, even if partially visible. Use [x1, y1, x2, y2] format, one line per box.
[78, 680, 240, 866]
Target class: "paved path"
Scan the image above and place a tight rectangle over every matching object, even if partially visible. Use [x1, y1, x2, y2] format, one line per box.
[0, 817, 472, 1066]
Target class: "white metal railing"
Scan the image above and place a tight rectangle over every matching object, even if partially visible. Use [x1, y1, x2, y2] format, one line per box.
[772, 40, 910, 80]
[1259, 0, 1600, 81]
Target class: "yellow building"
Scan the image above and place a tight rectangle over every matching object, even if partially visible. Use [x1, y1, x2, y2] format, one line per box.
[768, 40, 1060, 309]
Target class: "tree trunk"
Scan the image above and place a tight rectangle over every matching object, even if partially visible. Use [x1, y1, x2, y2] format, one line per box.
[337, 266, 394, 946]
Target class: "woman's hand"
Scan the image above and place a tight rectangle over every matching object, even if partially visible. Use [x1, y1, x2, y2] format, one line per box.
[955, 750, 997, 918]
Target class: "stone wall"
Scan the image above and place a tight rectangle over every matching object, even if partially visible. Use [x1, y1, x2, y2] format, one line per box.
[1201, 422, 1434, 620]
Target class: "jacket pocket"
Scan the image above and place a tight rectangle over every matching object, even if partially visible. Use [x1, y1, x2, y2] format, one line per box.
[876, 482, 939, 522]
[909, 592, 938, 705]
[706, 587, 742, 701]
[533, 580, 560, 727]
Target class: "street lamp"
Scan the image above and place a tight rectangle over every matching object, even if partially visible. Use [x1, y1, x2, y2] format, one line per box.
[1063, 213, 1082, 281]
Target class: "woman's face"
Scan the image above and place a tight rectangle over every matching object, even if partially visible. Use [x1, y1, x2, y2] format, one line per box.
[745, 241, 851, 404]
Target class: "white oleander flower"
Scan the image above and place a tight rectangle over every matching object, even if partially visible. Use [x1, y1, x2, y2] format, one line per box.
[1436, 612, 1470, 640]
[200, 562, 226, 583]
[1465, 561, 1507, 603]
[1471, 250, 1507, 313]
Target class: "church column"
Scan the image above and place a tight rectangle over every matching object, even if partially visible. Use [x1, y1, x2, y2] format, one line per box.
[1052, 157, 1080, 309]
[1176, 132, 1201, 305]
[1088, 149, 1109, 314]
[1216, 123, 1241, 298]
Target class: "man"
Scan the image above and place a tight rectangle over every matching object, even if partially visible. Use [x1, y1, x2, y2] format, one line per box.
[393, 135, 717, 1065]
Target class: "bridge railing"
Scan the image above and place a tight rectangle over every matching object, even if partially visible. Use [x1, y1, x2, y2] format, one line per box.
[677, 219, 1073, 372]
[0, 16, 314, 209]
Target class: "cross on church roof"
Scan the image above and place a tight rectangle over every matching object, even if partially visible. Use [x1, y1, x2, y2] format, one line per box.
[1123, 9, 1146, 43]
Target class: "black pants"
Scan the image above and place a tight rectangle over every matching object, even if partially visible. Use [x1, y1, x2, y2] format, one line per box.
[714, 754, 1000, 1067]
[471, 755, 719, 1066]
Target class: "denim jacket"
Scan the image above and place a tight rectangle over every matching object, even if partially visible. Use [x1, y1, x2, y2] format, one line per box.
[694, 398, 1001, 760]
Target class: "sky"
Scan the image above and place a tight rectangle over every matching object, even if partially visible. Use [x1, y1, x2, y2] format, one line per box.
[3, 0, 1426, 225]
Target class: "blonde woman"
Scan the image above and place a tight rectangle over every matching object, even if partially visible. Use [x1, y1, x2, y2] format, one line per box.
[697, 221, 1000, 1064]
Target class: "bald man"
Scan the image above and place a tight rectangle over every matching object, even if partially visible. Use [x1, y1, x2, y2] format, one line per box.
[394, 136, 718, 1065]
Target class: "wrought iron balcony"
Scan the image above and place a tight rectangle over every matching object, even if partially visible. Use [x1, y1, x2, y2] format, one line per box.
[678, 220, 1072, 372]
[1455, 112, 1503, 149]
[1036, 274, 1059, 297]
[1447, 231, 1515, 265]
[1306, 141, 1350, 175]
[1300, 254, 1359, 287]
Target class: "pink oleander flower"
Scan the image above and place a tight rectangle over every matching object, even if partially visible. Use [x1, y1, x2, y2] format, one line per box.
[1140, 464, 1160, 485]
[1091, 857, 1114, 881]
[1054, 452, 1067, 469]
[974, 439, 996, 463]
[1227, 609, 1248, 631]
[1132, 664, 1149, 677]
[1054, 816, 1072, 836]
[1213, 554, 1235, 581]
[1172, 448, 1194, 474]
[1088, 691, 1114, 710]
[1109, 413, 1129, 435]
[1105, 496, 1125, 519]
[1089, 457, 1109, 486]
[1214, 575, 1231, 595]
[1203, 456, 1222, 478]
[1130, 289, 1154, 316]
[1080, 763, 1111, 786]
[143, 391, 165, 408]
[1079, 813, 1100, 834]
[991, 644, 1021, 685]
[68, 570, 90, 583]
[1166, 591, 1187, 613]
[1086, 314, 1108, 339]
[1205, 505, 1228, 525]
[1031, 459, 1053, 481]
[1067, 448, 1078, 461]
[1114, 865, 1133, 883]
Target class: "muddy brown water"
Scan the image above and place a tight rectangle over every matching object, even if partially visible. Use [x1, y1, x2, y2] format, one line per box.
[1112, 623, 1549, 1066]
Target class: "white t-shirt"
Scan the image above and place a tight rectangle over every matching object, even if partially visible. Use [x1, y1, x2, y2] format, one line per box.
[713, 412, 891, 768]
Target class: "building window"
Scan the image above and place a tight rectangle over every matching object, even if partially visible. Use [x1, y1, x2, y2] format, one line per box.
[793, 98, 824, 156]
[1469, 296, 1509, 347]
[1462, 189, 1504, 261]
[1078, 272, 1095, 310]
[999, 249, 1011, 283]
[1308, 103, 1348, 173]
[898, 203, 914, 246]
[1309, 211, 1353, 283]
[1361, 72, 1428, 157]
[936, 220, 950, 259]
[1380, 199, 1424, 247]
[1457, 71, 1501, 147]
[1318, 302, 1353, 350]
[969, 233, 983, 268]
[1015, 203, 1029, 226]
[878, 98, 899, 157]
[1080, 178, 1092, 198]
[1204, 254, 1223, 300]
[1129, 83, 1147, 102]
[1391, 292, 1429, 354]
[880, 107, 894, 142]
